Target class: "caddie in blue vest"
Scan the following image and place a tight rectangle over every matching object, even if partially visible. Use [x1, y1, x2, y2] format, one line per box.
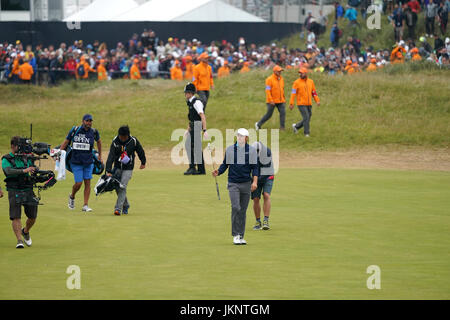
[60, 114, 102, 212]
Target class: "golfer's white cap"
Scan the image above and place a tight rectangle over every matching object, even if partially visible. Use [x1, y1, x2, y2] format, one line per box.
[236, 128, 249, 137]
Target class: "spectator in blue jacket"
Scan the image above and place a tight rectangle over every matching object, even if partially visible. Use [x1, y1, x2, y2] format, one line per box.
[335, 1, 345, 20]
[330, 22, 341, 48]
[212, 128, 258, 245]
[344, 5, 359, 27]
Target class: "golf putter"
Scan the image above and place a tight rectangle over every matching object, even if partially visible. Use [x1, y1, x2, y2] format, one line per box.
[208, 143, 221, 200]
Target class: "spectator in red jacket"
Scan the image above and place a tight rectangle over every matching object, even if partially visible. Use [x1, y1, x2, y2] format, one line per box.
[64, 54, 77, 77]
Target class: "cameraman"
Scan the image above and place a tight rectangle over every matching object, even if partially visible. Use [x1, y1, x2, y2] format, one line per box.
[1, 136, 38, 249]
[105, 125, 146, 216]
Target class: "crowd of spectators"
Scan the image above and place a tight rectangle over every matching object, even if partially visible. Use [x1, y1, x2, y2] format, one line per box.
[0, 1, 448, 86]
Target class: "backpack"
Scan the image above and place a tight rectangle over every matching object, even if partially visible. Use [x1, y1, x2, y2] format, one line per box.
[65, 126, 104, 175]
[77, 64, 85, 77]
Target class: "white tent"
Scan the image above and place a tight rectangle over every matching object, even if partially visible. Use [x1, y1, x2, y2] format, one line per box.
[64, 0, 139, 22]
[113, 0, 265, 22]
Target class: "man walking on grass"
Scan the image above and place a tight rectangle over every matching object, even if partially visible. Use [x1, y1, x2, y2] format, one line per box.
[60, 114, 102, 212]
[105, 125, 146, 216]
[193, 52, 214, 112]
[290, 67, 321, 137]
[255, 65, 286, 131]
[2, 137, 38, 248]
[251, 141, 275, 231]
[212, 128, 258, 245]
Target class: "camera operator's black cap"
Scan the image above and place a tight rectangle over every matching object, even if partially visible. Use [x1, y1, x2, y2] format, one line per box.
[83, 114, 93, 121]
[184, 83, 196, 94]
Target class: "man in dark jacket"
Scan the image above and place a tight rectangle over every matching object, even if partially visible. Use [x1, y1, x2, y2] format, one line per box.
[212, 128, 258, 245]
[105, 125, 146, 216]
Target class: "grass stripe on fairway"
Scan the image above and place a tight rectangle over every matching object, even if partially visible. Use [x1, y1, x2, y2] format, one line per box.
[0, 168, 449, 299]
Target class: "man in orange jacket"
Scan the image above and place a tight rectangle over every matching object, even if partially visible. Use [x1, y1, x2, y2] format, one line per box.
[18, 58, 34, 84]
[390, 43, 406, 64]
[184, 55, 194, 80]
[289, 67, 320, 137]
[217, 60, 230, 78]
[366, 58, 378, 71]
[344, 60, 355, 74]
[193, 52, 214, 112]
[9, 55, 20, 83]
[76, 56, 95, 80]
[410, 47, 422, 61]
[240, 61, 250, 73]
[255, 65, 286, 131]
[170, 60, 183, 80]
[97, 59, 108, 81]
[130, 58, 141, 80]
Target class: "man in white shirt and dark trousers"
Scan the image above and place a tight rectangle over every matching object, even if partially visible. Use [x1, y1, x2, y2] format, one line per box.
[212, 128, 258, 245]
[184, 83, 208, 175]
[105, 125, 146, 216]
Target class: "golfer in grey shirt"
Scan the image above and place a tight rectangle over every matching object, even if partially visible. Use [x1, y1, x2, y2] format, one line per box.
[212, 128, 258, 245]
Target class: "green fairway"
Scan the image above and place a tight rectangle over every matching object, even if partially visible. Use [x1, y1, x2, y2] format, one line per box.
[0, 168, 448, 300]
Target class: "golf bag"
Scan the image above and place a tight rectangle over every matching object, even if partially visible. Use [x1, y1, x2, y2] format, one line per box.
[94, 172, 124, 196]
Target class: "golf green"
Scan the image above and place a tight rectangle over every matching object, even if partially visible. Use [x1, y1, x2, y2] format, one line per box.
[0, 168, 449, 299]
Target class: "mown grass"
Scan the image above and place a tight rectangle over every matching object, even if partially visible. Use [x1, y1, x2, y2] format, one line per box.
[0, 67, 449, 155]
[0, 168, 449, 299]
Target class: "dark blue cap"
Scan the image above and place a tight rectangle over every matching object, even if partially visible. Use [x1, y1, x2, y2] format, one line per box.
[83, 114, 93, 121]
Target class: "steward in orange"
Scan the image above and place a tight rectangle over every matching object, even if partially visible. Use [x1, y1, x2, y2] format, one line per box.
[240, 61, 250, 73]
[289, 67, 320, 137]
[170, 60, 183, 80]
[183, 56, 194, 80]
[255, 65, 286, 130]
[193, 52, 214, 112]
[18, 58, 34, 84]
[410, 47, 421, 61]
[130, 58, 141, 80]
[344, 60, 355, 74]
[217, 61, 230, 78]
[366, 58, 378, 72]
[76, 56, 95, 80]
[9, 56, 20, 83]
[390, 45, 406, 64]
[97, 59, 108, 81]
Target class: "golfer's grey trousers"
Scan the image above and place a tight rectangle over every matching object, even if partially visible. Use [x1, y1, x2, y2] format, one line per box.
[228, 181, 251, 237]
[115, 169, 133, 212]
[257, 103, 286, 129]
[295, 105, 313, 135]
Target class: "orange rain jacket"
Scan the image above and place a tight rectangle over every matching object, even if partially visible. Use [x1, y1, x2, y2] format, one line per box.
[18, 62, 34, 80]
[184, 61, 194, 80]
[97, 64, 108, 81]
[240, 63, 250, 73]
[171, 64, 183, 80]
[366, 63, 377, 72]
[130, 63, 141, 80]
[390, 46, 406, 64]
[193, 61, 214, 91]
[289, 77, 320, 106]
[265, 73, 286, 104]
[76, 59, 95, 79]
[217, 65, 230, 78]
